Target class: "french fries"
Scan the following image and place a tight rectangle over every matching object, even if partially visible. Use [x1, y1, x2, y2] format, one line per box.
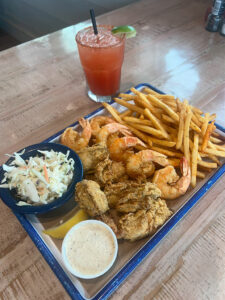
[124, 123, 152, 145]
[204, 148, 225, 157]
[210, 136, 224, 144]
[162, 114, 175, 124]
[183, 106, 192, 163]
[102, 87, 223, 192]
[151, 146, 183, 158]
[191, 113, 202, 128]
[119, 109, 133, 117]
[123, 116, 152, 126]
[176, 100, 187, 150]
[147, 94, 179, 122]
[114, 98, 145, 115]
[191, 133, 199, 187]
[147, 137, 176, 147]
[201, 112, 210, 135]
[143, 87, 160, 96]
[127, 123, 166, 138]
[144, 108, 169, 139]
[197, 160, 217, 168]
[201, 121, 215, 151]
[197, 171, 206, 179]
[102, 103, 124, 124]
[118, 93, 137, 101]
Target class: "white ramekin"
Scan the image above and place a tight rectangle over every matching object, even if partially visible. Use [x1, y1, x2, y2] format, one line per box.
[62, 219, 118, 279]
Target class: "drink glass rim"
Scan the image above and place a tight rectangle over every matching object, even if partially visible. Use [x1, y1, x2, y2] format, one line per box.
[75, 25, 125, 49]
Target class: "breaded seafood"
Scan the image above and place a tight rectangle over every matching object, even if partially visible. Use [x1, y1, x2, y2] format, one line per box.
[96, 123, 132, 145]
[75, 180, 108, 216]
[61, 118, 91, 151]
[75, 179, 172, 241]
[77, 144, 108, 173]
[109, 136, 145, 162]
[116, 196, 155, 213]
[153, 156, 191, 200]
[90, 116, 114, 137]
[104, 181, 161, 209]
[119, 210, 149, 241]
[119, 199, 172, 241]
[126, 149, 169, 179]
[96, 198, 172, 241]
[95, 157, 127, 186]
[96, 210, 120, 237]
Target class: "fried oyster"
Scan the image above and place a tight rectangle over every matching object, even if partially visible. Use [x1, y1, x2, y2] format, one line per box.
[104, 181, 161, 210]
[95, 157, 127, 186]
[77, 144, 108, 174]
[75, 180, 108, 216]
[96, 210, 121, 238]
[118, 199, 172, 241]
[75, 179, 172, 241]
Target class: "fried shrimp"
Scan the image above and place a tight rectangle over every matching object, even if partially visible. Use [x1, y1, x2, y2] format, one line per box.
[109, 136, 146, 162]
[152, 157, 191, 200]
[61, 118, 91, 151]
[96, 123, 132, 145]
[126, 150, 169, 179]
[106, 132, 122, 149]
[90, 116, 114, 137]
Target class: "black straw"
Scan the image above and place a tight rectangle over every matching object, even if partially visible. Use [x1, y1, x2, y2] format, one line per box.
[90, 9, 98, 35]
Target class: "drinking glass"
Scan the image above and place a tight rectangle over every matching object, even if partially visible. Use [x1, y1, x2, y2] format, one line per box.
[76, 25, 125, 102]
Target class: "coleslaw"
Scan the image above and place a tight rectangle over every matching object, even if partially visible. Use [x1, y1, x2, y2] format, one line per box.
[0, 149, 75, 205]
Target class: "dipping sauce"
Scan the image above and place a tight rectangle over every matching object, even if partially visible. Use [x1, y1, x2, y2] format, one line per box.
[62, 220, 118, 279]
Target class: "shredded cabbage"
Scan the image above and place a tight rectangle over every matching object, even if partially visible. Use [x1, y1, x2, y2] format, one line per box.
[0, 149, 75, 205]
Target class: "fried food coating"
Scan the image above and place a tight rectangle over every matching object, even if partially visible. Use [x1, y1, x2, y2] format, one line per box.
[119, 210, 149, 241]
[152, 157, 191, 200]
[83, 173, 97, 182]
[119, 199, 172, 241]
[76, 180, 172, 241]
[104, 181, 161, 209]
[95, 157, 127, 186]
[116, 196, 153, 213]
[96, 210, 120, 238]
[146, 198, 172, 234]
[95, 198, 172, 241]
[77, 144, 108, 173]
[61, 118, 91, 151]
[75, 180, 109, 216]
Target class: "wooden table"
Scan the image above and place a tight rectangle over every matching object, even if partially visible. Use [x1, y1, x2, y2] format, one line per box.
[1, 0, 225, 299]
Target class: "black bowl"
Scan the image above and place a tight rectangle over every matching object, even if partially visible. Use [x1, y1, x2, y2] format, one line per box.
[0, 143, 83, 214]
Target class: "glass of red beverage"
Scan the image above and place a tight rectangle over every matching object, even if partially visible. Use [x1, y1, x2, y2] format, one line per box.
[76, 25, 125, 102]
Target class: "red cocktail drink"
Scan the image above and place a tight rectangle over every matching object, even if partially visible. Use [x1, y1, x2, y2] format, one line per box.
[76, 25, 125, 102]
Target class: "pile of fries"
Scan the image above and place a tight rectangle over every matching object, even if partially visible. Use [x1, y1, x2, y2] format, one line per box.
[103, 87, 225, 188]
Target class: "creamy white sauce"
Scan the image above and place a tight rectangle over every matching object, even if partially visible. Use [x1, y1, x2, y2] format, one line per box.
[65, 223, 116, 276]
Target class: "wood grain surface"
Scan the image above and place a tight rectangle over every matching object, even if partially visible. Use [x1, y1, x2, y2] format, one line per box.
[0, 0, 225, 299]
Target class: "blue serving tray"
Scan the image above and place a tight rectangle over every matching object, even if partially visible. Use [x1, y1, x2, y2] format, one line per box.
[9, 83, 225, 299]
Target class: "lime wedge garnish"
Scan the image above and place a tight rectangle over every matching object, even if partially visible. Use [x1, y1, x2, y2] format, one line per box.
[43, 209, 89, 239]
[112, 26, 136, 38]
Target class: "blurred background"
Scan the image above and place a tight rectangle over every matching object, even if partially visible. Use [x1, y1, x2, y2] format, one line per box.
[0, 0, 139, 51]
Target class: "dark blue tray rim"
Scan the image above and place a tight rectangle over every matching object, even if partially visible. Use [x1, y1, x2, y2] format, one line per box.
[12, 83, 225, 300]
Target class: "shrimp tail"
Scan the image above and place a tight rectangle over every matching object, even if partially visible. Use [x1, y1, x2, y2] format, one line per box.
[79, 118, 89, 130]
[123, 136, 146, 148]
[177, 156, 191, 195]
[90, 116, 114, 136]
[120, 128, 133, 137]
[180, 156, 190, 177]
[149, 150, 169, 166]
